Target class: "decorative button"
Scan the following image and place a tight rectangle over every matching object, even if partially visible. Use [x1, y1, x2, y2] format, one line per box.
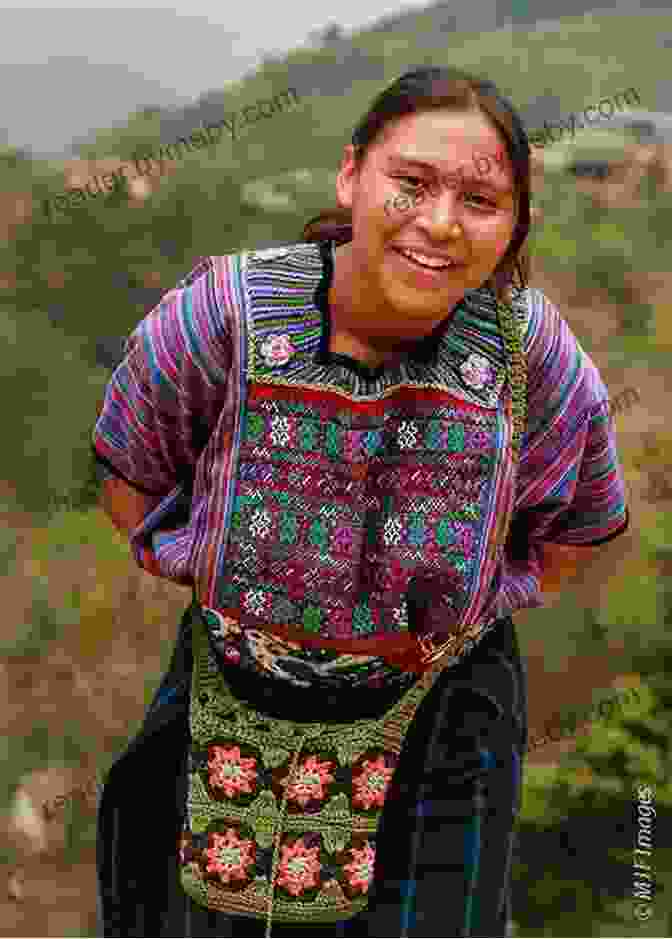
[259, 334, 295, 367]
[460, 353, 495, 391]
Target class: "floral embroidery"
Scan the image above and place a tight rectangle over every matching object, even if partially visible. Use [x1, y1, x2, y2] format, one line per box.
[382, 516, 403, 547]
[445, 423, 465, 452]
[435, 517, 457, 548]
[352, 603, 377, 635]
[460, 353, 494, 391]
[283, 756, 335, 807]
[344, 430, 364, 462]
[260, 334, 295, 367]
[362, 430, 382, 456]
[407, 513, 427, 547]
[308, 518, 329, 553]
[397, 420, 419, 450]
[302, 605, 322, 634]
[298, 418, 320, 450]
[249, 508, 273, 539]
[343, 841, 376, 893]
[352, 755, 395, 810]
[332, 525, 355, 554]
[208, 745, 258, 798]
[391, 599, 409, 629]
[205, 828, 256, 884]
[246, 412, 265, 441]
[276, 837, 322, 896]
[279, 510, 299, 545]
[270, 415, 292, 447]
[243, 589, 269, 617]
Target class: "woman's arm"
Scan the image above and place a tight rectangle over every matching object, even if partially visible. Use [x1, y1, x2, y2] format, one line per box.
[538, 542, 600, 593]
[100, 477, 163, 537]
[100, 477, 166, 577]
[93, 257, 231, 584]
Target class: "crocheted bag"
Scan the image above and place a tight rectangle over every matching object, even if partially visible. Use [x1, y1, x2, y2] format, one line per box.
[178, 296, 527, 934]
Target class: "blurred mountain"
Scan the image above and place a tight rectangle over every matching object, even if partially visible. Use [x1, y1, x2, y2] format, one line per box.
[2, 1, 672, 158]
[0, 58, 186, 159]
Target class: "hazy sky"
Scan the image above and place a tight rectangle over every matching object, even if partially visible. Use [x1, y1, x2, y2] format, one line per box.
[1, 0, 430, 101]
[0, 1, 434, 155]
[2, 2, 666, 156]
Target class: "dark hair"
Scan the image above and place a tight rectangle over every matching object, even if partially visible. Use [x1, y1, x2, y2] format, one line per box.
[302, 66, 531, 303]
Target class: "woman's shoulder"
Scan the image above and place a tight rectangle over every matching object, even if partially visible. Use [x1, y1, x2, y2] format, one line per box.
[212, 240, 323, 274]
[511, 285, 594, 370]
[513, 285, 611, 426]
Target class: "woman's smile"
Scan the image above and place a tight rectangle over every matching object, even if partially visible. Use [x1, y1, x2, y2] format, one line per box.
[390, 243, 468, 286]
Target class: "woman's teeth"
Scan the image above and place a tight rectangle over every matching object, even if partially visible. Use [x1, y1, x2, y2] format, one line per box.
[399, 248, 455, 270]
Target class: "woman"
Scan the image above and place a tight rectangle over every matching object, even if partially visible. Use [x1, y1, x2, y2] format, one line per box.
[93, 67, 629, 937]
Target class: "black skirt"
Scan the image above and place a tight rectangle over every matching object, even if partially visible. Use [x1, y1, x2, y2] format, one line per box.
[96, 602, 527, 937]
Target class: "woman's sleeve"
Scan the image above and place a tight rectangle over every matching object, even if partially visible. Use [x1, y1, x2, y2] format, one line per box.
[92, 256, 232, 496]
[511, 289, 630, 554]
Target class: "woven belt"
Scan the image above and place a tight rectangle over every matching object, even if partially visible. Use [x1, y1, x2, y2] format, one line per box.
[197, 601, 480, 676]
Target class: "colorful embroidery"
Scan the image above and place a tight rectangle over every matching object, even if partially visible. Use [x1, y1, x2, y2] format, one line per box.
[176, 243, 528, 926]
[260, 334, 295, 367]
[460, 352, 496, 390]
[221, 385, 501, 668]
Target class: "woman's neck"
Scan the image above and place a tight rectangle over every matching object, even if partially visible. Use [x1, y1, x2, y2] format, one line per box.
[327, 243, 426, 369]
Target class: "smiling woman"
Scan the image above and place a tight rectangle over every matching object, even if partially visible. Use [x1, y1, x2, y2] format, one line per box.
[94, 66, 629, 938]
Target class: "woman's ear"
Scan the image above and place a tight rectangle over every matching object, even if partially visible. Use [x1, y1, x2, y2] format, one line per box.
[335, 144, 359, 211]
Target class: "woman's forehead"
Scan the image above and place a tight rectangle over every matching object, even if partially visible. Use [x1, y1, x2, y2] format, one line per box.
[376, 110, 510, 162]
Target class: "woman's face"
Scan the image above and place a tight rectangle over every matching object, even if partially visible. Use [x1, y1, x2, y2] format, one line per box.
[335, 108, 519, 336]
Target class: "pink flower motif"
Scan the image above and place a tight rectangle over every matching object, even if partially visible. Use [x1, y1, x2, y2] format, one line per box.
[260, 334, 295, 367]
[467, 428, 491, 449]
[282, 755, 335, 807]
[460, 353, 494, 391]
[344, 430, 364, 462]
[352, 755, 395, 810]
[224, 645, 241, 664]
[208, 745, 258, 799]
[205, 828, 256, 884]
[332, 525, 355, 554]
[276, 837, 322, 896]
[343, 841, 376, 893]
[456, 525, 475, 554]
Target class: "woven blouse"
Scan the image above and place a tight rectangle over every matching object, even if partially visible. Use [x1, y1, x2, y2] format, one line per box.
[92, 240, 629, 684]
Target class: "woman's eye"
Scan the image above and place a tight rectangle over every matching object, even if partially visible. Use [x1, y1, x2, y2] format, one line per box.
[465, 192, 497, 209]
[396, 176, 426, 191]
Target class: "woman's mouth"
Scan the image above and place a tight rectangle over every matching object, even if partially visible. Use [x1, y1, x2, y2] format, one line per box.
[392, 246, 465, 279]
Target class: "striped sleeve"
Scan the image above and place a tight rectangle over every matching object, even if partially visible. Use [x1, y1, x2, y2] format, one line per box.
[92, 256, 232, 495]
[514, 289, 630, 547]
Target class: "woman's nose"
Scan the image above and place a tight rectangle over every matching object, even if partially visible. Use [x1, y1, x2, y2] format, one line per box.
[415, 184, 463, 236]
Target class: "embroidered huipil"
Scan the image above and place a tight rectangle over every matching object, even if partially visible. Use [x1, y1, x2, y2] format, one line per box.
[93, 241, 629, 690]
